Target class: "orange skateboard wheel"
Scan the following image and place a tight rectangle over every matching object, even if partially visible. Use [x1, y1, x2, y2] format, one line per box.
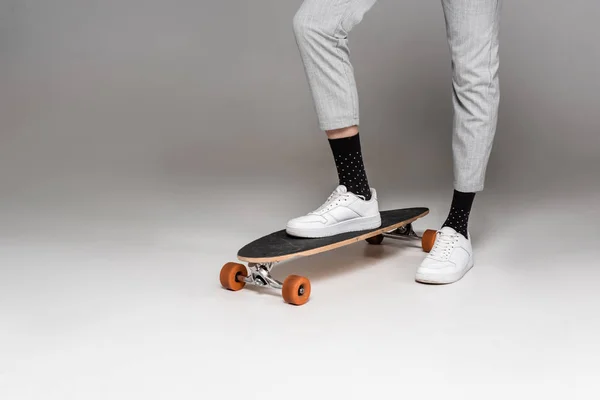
[366, 234, 384, 245]
[421, 229, 437, 253]
[220, 262, 248, 291]
[282, 275, 311, 306]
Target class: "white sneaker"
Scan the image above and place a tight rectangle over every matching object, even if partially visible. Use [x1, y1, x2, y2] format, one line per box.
[415, 226, 474, 284]
[285, 185, 381, 238]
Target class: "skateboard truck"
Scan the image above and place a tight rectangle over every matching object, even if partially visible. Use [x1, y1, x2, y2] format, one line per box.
[365, 223, 422, 245]
[220, 261, 311, 306]
[383, 223, 421, 240]
[239, 263, 309, 299]
[240, 262, 283, 290]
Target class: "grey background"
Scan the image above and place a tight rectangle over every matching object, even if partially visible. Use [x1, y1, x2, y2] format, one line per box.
[2, 3, 600, 399]
[0, 0, 599, 240]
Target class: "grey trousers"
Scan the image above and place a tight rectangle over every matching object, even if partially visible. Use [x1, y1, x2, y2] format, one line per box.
[293, 0, 502, 192]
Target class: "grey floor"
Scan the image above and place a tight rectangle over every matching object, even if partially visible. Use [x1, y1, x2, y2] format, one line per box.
[1, 174, 599, 399]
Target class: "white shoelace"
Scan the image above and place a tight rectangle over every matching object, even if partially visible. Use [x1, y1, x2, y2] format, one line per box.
[311, 189, 350, 215]
[429, 231, 459, 260]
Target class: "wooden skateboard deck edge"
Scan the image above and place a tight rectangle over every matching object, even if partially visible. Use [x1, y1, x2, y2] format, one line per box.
[237, 209, 429, 264]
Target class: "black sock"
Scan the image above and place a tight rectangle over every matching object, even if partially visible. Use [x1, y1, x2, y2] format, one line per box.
[328, 133, 372, 200]
[442, 190, 475, 238]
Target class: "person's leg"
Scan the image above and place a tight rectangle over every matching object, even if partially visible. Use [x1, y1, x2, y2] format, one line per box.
[416, 0, 502, 284]
[293, 0, 377, 132]
[286, 0, 381, 238]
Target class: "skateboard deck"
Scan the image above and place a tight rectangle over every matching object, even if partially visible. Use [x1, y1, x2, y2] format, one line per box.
[219, 207, 437, 306]
[237, 207, 429, 262]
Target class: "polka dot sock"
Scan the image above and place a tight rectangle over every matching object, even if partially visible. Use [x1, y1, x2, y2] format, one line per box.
[442, 190, 475, 239]
[328, 133, 372, 200]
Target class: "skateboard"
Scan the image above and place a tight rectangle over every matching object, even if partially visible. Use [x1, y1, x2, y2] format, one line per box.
[219, 207, 438, 306]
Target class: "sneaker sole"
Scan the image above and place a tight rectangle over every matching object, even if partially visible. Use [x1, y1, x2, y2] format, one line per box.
[415, 258, 475, 285]
[286, 215, 382, 238]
